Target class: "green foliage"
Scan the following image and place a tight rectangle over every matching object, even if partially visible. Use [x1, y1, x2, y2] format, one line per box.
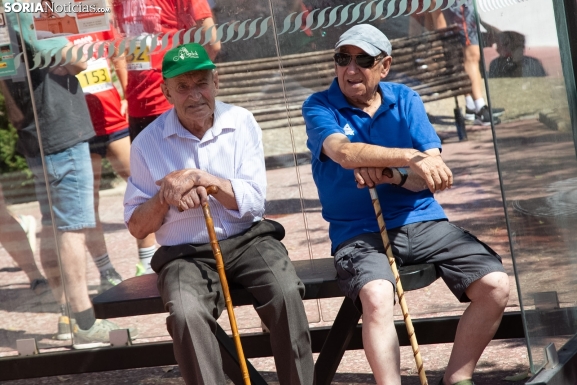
[0, 93, 30, 176]
[0, 92, 35, 204]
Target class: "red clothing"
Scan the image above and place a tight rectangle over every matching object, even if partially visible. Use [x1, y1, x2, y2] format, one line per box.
[69, 30, 128, 136]
[112, 0, 213, 117]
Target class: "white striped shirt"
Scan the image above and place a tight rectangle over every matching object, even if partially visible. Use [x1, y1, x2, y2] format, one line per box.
[124, 101, 266, 246]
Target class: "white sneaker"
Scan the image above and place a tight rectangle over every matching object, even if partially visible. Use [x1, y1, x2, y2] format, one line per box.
[73, 319, 138, 349]
[18, 215, 37, 254]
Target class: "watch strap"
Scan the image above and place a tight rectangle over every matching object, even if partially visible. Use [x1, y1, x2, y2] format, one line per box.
[395, 168, 408, 187]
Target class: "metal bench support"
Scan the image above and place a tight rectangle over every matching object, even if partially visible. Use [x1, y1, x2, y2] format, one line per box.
[314, 297, 362, 385]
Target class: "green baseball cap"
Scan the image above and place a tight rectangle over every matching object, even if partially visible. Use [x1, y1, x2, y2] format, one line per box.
[162, 43, 216, 79]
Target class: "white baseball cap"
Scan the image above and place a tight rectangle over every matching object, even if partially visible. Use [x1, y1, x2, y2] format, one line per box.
[335, 24, 392, 56]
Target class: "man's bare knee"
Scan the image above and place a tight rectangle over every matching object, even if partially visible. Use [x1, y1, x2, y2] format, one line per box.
[359, 280, 395, 318]
[467, 272, 510, 308]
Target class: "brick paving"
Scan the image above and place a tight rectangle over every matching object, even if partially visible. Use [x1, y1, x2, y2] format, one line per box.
[0, 121, 539, 384]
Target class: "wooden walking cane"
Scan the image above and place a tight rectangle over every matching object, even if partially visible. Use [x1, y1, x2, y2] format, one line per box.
[193, 185, 251, 385]
[369, 186, 428, 385]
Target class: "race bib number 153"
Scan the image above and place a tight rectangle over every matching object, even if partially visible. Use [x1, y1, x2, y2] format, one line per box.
[77, 65, 114, 94]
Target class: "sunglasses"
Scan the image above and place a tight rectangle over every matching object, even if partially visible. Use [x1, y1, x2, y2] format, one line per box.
[333, 52, 386, 68]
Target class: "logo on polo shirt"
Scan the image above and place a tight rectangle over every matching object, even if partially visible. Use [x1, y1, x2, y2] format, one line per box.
[343, 123, 354, 136]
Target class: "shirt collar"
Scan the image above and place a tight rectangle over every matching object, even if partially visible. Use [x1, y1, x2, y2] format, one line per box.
[211, 101, 237, 137]
[329, 78, 397, 113]
[162, 101, 236, 142]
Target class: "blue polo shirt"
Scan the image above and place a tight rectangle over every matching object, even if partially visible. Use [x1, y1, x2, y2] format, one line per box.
[303, 79, 447, 253]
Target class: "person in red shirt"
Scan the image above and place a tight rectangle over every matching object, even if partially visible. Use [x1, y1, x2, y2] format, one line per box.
[70, 28, 159, 289]
[112, 0, 220, 140]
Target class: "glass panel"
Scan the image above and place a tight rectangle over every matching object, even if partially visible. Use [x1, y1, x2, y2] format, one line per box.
[0, 10, 78, 355]
[479, 0, 577, 372]
[212, 0, 320, 328]
[1, 0, 325, 356]
[6, 0, 565, 370]
[0, 7, 171, 353]
[270, 0, 515, 323]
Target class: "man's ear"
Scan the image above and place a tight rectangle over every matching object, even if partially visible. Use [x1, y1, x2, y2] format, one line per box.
[160, 80, 174, 105]
[212, 70, 219, 95]
[381, 56, 393, 80]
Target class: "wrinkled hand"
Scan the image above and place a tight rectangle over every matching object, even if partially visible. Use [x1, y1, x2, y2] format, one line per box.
[155, 169, 211, 207]
[354, 167, 393, 188]
[408, 153, 452, 192]
[177, 186, 209, 211]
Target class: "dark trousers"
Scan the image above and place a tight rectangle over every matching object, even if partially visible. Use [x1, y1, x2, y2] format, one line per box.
[156, 234, 314, 385]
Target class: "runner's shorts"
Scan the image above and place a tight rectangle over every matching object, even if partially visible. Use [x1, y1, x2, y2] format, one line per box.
[443, 1, 479, 46]
[89, 127, 130, 157]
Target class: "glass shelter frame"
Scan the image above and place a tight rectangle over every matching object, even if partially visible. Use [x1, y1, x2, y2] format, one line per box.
[0, 0, 576, 383]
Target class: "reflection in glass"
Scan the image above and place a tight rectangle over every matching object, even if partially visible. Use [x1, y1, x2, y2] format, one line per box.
[269, 0, 513, 324]
[0, 0, 553, 373]
[0, 10, 138, 353]
[480, 0, 576, 371]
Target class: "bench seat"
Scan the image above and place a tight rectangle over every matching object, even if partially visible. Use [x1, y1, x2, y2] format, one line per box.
[92, 258, 437, 319]
[93, 258, 437, 385]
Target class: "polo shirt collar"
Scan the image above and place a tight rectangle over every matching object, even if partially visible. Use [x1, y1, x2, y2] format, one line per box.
[162, 101, 236, 141]
[378, 82, 397, 113]
[211, 101, 236, 137]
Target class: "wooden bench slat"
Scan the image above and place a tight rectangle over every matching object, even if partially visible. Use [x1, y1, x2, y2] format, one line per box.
[92, 258, 437, 319]
[215, 26, 469, 138]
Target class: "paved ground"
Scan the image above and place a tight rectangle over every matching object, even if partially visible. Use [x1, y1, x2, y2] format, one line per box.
[1, 117, 540, 384]
[8, 70, 577, 382]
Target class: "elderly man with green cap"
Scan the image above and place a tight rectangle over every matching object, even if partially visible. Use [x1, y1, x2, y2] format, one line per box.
[124, 43, 314, 385]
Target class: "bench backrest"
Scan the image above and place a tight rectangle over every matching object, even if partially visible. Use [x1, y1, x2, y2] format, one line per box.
[215, 25, 471, 132]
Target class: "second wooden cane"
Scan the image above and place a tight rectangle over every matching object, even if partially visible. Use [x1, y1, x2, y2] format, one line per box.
[369, 187, 428, 385]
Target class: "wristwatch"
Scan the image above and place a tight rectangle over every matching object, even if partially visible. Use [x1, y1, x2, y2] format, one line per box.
[394, 168, 408, 187]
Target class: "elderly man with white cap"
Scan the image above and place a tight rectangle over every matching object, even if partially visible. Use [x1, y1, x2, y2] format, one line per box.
[125, 42, 314, 385]
[303, 24, 510, 385]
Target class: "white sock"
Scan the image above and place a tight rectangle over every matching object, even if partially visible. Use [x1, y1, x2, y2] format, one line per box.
[93, 254, 114, 273]
[474, 98, 486, 112]
[138, 246, 156, 273]
[465, 95, 475, 111]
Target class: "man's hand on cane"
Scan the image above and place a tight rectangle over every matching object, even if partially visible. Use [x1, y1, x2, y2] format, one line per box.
[177, 186, 209, 211]
[354, 166, 439, 193]
[407, 150, 453, 192]
[155, 169, 214, 207]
